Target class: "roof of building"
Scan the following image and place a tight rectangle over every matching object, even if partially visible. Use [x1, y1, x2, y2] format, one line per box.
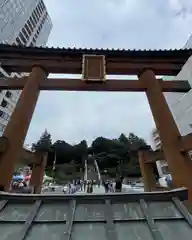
[0, 44, 192, 58]
[0, 188, 191, 240]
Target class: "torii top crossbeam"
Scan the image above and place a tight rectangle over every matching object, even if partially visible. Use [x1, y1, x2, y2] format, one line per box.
[0, 44, 192, 75]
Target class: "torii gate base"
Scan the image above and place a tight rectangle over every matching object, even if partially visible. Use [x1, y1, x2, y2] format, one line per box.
[0, 46, 191, 204]
[30, 152, 48, 194]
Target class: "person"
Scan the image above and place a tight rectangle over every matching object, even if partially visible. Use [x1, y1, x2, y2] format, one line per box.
[103, 181, 109, 193]
[83, 181, 87, 191]
[90, 182, 93, 193]
[87, 182, 90, 193]
[109, 182, 114, 192]
[63, 185, 68, 194]
[115, 178, 123, 192]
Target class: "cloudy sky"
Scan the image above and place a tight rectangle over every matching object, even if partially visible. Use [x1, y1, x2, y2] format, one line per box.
[26, 0, 192, 146]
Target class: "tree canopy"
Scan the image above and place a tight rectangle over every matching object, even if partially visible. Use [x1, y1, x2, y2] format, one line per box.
[31, 131, 151, 179]
[32, 129, 52, 152]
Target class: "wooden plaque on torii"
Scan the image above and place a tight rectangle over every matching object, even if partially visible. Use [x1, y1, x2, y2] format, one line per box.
[82, 54, 106, 81]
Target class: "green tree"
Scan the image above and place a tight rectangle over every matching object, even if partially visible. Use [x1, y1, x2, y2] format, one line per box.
[32, 129, 52, 152]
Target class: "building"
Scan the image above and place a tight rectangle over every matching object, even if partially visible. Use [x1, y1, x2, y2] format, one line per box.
[151, 128, 161, 150]
[151, 128, 169, 177]
[151, 34, 192, 177]
[164, 37, 192, 139]
[0, 0, 52, 135]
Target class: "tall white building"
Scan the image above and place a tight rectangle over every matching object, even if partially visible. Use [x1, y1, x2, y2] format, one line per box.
[0, 0, 52, 135]
[164, 37, 192, 138]
[151, 34, 192, 177]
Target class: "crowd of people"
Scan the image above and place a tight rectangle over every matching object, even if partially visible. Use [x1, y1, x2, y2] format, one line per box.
[59, 178, 124, 194]
[103, 176, 124, 193]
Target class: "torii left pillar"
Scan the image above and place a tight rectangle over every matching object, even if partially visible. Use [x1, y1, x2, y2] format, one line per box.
[30, 152, 47, 194]
[138, 150, 157, 192]
[0, 66, 47, 191]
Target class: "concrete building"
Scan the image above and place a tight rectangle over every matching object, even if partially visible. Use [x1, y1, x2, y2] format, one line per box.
[151, 34, 192, 177]
[151, 128, 161, 150]
[0, 0, 52, 136]
[151, 128, 169, 177]
[164, 37, 192, 138]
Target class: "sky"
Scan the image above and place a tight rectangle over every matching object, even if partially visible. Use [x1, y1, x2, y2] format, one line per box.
[25, 0, 192, 146]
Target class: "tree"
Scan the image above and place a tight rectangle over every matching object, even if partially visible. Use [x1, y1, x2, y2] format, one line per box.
[32, 131, 150, 180]
[73, 140, 88, 165]
[32, 129, 52, 152]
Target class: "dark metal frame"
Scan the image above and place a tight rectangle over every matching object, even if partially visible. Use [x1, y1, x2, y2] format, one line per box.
[0, 188, 192, 240]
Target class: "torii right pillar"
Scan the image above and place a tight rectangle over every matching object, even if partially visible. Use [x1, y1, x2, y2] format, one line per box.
[139, 69, 192, 202]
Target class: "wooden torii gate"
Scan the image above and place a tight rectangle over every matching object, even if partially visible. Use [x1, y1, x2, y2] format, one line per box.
[0, 45, 192, 197]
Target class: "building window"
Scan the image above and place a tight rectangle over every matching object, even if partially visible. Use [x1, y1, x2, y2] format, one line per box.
[19, 32, 27, 44]
[30, 16, 36, 28]
[36, 6, 41, 18]
[161, 165, 169, 175]
[32, 12, 38, 25]
[22, 28, 29, 40]
[0, 110, 3, 117]
[15, 37, 22, 45]
[37, 2, 43, 14]
[0, 123, 5, 132]
[27, 20, 33, 31]
[0, 110, 9, 120]
[25, 23, 31, 36]
[5, 91, 12, 99]
[34, 9, 39, 21]
[41, 1, 46, 10]
[1, 99, 8, 108]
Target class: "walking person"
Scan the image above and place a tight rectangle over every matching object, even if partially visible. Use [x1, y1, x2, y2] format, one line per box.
[115, 177, 123, 193]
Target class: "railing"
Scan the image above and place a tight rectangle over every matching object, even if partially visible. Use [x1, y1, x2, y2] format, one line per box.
[94, 159, 101, 183]
[84, 159, 88, 181]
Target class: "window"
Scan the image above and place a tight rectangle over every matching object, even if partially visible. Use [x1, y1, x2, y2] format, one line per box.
[0, 123, 5, 132]
[1, 99, 8, 108]
[5, 91, 12, 99]
[0, 110, 9, 120]
[16, 37, 22, 45]
[34, 9, 39, 21]
[36, 6, 41, 18]
[22, 28, 29, 40]
[161, 165, 170, 175]
[27, 20, 33, 31]
[25, 23, 31, 35]
[19, 32, 27, 44]
[32, 12, 37, 24]
[37, 3, 43, 14]
[30, 16, 36, 28]
[0, 110, 3, 117]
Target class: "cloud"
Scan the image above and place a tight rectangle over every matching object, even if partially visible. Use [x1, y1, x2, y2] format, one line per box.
[26, 0, 192, 146]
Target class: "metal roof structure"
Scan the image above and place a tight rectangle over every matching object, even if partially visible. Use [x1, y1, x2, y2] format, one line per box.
[0, 188, 192, 240]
